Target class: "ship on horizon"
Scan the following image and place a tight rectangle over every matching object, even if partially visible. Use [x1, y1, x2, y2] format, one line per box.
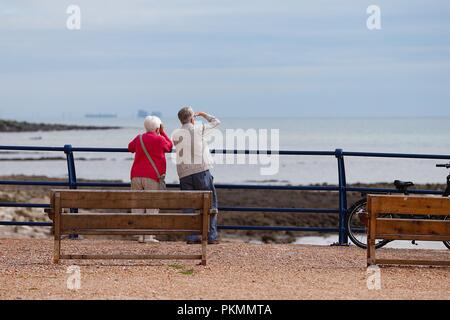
[85, 113, 118, 118]
[137, 110, 162, 118]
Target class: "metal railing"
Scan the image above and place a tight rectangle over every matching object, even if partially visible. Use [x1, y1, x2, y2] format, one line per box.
[1, 144, 449, 245]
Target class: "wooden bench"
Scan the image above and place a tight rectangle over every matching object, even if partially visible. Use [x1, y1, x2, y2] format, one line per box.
[367, 194, 450, 266]
[48, 189, 211, 265]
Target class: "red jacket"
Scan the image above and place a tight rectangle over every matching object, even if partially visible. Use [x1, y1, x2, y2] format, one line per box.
[128, 131, 173, 181]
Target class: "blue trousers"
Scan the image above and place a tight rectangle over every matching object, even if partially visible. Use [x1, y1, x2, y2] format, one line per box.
[180, 170, 218, 241]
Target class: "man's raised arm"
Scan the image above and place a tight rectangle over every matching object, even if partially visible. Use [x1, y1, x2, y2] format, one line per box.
[195, 112, 220, 134]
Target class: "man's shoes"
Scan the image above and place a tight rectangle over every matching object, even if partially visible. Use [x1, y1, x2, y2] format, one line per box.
[208, 239, 220, 245]
[63, 235, 83, 240]
[138, 235, 159, 243]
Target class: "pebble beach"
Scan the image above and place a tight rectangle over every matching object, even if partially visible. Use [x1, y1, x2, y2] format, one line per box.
[0, 239, 448, 300]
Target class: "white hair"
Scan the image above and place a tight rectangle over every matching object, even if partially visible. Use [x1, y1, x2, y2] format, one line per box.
[144, 116, 162, 132]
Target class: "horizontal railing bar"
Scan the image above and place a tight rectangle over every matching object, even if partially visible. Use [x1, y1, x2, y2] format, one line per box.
[0, 180, 69, 186]
[0, 146, 66, 152]
[218, 225, 339, 232]
[0, 221, 52, 226]
[210, 150, 336, 156]
[215, 184, 339, 191]
[219, 207, 338, 213]
[346, 187, 443, 195]
[0, 202, 50, 208]
[69, 147, 129, 152]
[343, 151, 450, 160]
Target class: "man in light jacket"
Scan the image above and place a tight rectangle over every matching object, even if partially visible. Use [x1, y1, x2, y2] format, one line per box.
[172, 106, 220, 244]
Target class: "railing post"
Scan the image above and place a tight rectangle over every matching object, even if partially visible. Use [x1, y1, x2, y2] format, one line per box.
[64, 144, 79, 239]
[335, 148, 349, 246]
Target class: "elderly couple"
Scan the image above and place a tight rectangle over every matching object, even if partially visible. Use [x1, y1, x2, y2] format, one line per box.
[128, 106, 220, 244]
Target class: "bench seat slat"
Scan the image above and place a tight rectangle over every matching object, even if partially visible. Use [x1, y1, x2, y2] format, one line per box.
[376, 218, 450, 239]
[60, 254, 203, 260]
[375, 234, 450, 241]
[375, 259, 450, 266]
[62, 229, 201, 235]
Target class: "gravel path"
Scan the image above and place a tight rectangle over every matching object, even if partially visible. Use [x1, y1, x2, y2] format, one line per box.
[0, 239, 449, 300]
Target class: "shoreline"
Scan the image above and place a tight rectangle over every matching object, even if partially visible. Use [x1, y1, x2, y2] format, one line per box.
[0, 119, 120, 132]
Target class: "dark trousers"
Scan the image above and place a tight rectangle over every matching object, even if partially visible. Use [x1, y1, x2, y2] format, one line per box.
[180, 170, 218, 241]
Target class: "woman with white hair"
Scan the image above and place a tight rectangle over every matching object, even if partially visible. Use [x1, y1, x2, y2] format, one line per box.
[128, 116, 173, 243]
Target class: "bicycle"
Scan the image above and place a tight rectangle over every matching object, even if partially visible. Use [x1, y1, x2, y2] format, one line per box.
[346, 162, 450, 249]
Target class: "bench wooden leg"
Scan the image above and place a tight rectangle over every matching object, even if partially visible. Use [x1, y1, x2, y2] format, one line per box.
[201, 194, 210, 266]
[367, 239, 375, 266]
[53, 193, 61, 264]
[367, 198, 376, 266]
[54, 236, 60, 264]
[201, 240, 207, 266]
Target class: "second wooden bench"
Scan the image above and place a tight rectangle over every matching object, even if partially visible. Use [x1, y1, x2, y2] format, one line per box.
[367, 194, 450, 266]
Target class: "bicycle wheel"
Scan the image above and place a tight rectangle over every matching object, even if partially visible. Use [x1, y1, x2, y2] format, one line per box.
[443, 216, 450, 250]
[346, 198, 390, 249]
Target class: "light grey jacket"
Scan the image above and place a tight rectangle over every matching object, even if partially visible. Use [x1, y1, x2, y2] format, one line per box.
[172, 113, 220, 178]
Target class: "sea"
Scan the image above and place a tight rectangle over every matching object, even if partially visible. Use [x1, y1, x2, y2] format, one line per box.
[1, 116, 449, 185]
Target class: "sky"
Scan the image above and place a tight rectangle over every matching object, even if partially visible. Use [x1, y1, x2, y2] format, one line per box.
[0, 0, 450, 120]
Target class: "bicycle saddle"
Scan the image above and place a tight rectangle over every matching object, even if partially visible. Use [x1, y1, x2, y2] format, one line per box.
[394, 180, 414, 190]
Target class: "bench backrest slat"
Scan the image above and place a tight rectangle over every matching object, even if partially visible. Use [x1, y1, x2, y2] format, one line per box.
[51, 190, 208, 209]
[60, 213, 202, 232]
[369, 194, 450, 216]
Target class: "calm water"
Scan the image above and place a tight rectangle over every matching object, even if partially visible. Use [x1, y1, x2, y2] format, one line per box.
[294, 235, 449, 250]
[1, 116, 450, 185]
